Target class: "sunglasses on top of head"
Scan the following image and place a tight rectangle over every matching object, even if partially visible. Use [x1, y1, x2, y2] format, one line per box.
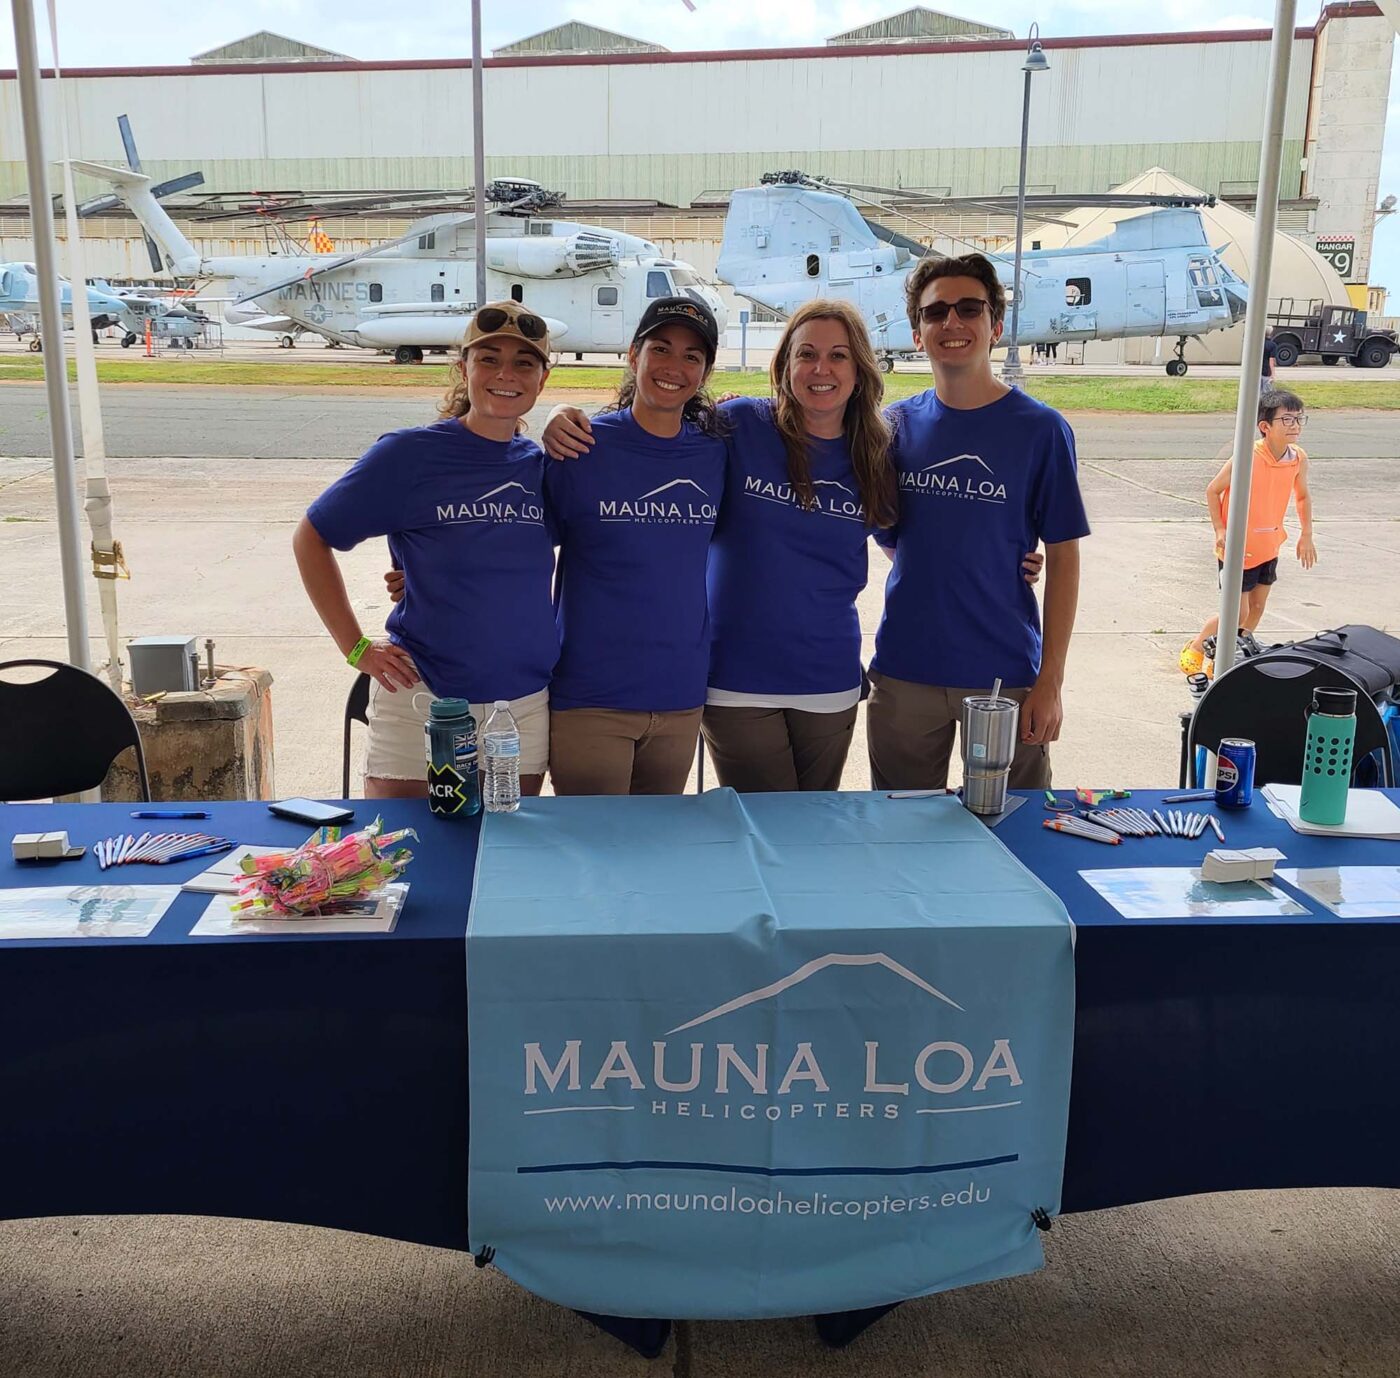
[474, 306, 548, 340]
[919, 299, 992, 326]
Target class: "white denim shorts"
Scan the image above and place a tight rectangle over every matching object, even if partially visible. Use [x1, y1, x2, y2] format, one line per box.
[364, 671, 550, 780]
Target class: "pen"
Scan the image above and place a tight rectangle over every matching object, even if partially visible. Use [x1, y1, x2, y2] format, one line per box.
[1162, 792, 1214, 803]
[131, 810, 211, 819]
[148, 842, 235, 865]
[1043, 818, 1121, 845]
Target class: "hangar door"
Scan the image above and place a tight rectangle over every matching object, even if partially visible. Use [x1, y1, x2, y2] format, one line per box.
[1126, 261, 1165, 334]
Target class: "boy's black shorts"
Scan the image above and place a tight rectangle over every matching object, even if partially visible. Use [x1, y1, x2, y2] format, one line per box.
[1218, 558, 1278, 591]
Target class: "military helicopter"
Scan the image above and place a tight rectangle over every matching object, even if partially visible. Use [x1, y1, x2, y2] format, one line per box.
[71, 120, 726, 364]
[716, 173, 1249, 375]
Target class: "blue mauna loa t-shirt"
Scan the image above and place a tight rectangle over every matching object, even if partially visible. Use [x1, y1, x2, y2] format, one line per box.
[708, 397, 872, 696]
[307, 418, 558, 702]
[872, 388, 1090, 689]
[545, 408, 727, 711]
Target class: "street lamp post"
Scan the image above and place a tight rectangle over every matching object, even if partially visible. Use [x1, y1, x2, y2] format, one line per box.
[1003, 26, 1050, 386]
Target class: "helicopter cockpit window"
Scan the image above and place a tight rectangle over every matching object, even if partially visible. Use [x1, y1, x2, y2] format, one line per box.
[1189, 260, 1223, 306]
[670, 267, 699, 286]
[1065, 277, 1091, 307]
[646, 270, 670, 298]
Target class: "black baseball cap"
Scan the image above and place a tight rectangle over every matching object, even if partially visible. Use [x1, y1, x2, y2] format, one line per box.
[631, 295, 719, 363]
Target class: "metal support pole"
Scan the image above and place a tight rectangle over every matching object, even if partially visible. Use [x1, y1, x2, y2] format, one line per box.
[1004, 66, 1033, 385]
[471, 0, 488, 310]
[1213, 0, 1298, 687]
[11, 0, 89, 669]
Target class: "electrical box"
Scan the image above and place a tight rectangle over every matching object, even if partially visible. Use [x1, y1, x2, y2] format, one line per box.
[128, 635, 199, 696]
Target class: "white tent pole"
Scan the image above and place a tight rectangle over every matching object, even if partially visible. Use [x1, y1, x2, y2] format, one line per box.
[46, 0, 125, 693]
[471, 0, 487, 309]
[1211, 0, 1298, 706]
[10, 0, 89, 669]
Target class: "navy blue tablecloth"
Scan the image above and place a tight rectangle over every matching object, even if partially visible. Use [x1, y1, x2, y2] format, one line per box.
[2, 792, 1397, 1252]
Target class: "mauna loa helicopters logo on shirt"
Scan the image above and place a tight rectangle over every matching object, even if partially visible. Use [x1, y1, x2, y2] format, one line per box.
[900, 455, 1007, 505]
[437, 481, 544, 525]
[599, 478, 718, 524]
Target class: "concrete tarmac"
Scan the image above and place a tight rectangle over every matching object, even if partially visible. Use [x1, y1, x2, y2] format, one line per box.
[2, 391, 1396, 797]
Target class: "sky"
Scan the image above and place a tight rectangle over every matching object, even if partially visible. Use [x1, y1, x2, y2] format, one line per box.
[3, 0, 1397, 297]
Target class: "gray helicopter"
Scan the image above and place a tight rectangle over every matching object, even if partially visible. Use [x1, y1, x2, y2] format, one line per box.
[717, 174, 1249, 374]
[72, 120, 725, 364]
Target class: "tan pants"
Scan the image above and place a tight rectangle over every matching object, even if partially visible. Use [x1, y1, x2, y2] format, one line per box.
[550, 707, 703, 796]
[866, 671, 1051, 792]
[701, 704, 858, 793]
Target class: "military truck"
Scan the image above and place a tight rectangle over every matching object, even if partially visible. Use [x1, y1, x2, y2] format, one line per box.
[1267, 299, 1397, 368]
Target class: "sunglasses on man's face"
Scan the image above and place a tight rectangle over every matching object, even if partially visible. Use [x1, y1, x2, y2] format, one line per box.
[475, 306, 548, 340]
[918, 298, 992, 326]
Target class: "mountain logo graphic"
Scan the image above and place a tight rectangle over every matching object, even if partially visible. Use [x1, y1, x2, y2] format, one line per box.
[478, 480, 536, 501]
[639, 478, 710, 500]
[812, 479, 855, 494]
[923, 454, 993, 474]
[665, 952, 963, 1035]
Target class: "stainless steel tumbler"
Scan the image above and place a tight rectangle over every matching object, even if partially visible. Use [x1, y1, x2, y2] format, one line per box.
[960, 693, 1020, 816]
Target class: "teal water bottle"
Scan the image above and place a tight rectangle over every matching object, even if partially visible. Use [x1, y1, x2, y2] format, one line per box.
[424, 697, 481, 818]
[1298, 687, 1357, 826]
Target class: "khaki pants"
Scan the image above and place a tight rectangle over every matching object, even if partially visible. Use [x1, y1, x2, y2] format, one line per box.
[866, 671, 1051, 792]
[701, 704, 858, 793]
[550, 707, 703, 796]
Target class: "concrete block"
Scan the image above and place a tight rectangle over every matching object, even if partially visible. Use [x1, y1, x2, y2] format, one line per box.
[102, 666, 276, 803]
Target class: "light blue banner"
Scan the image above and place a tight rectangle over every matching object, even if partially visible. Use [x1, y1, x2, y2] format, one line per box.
[467, 790, 1074, 1319]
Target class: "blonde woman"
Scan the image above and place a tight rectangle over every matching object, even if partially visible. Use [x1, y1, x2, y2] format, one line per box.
[698, 300, 900, 790]
[295, 302, 557, 798]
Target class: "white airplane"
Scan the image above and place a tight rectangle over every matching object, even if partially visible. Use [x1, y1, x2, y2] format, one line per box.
[717, 177, 1249, 375]
[73, 158, 727, 365]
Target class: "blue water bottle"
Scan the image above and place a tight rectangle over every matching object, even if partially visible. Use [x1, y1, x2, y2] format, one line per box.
[424, 698, 481, 818]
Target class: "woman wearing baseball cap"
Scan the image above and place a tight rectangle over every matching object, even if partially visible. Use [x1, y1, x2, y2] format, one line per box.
[294, 301, 559, 798]
[543, 295, 728, 795]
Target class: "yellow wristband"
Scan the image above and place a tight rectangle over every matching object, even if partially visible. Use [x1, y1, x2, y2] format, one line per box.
[346, 636, 372, 668]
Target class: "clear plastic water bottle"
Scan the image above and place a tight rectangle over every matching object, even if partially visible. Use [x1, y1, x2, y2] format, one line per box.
[482, 700, 521, 814]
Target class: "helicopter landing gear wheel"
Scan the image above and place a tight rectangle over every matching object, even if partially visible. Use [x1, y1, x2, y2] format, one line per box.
[878, 355, 895, 374]
[1165, 337, 1189, 376]
[393, 346, 424, 365]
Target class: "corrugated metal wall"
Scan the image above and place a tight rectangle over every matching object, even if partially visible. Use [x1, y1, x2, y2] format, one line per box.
[0, 36, 1313, 207]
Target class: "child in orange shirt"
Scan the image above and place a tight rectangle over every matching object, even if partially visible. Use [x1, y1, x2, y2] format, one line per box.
[1179, 389, 1316, 676]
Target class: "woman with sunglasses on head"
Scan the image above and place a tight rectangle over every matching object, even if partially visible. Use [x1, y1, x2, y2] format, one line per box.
[543, 296, 728, 796]
[294, 302, 558, 799]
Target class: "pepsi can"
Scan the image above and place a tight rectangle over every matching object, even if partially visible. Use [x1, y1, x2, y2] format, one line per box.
[1215, 738, 1256, 809]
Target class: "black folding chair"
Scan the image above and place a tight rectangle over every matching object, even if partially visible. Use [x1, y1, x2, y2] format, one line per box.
[1184, 652, 1394, 789]
[341, 672, 372, 798]
[0, 658, 151, 801]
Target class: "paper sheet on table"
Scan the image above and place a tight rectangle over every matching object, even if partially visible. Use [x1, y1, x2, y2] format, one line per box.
[188, 882, 408, 936]
[1261, 784, 1400, 840]
[1080, 867, 1309, 919]
[180, 845, 287, 894]
[0, 886, 180, 939]
[1276, 866, 1400, 918]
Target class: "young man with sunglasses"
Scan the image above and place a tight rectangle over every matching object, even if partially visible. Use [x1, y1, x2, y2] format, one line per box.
[1179, 389, 1315, 678]
[867, 253, 1090, 791]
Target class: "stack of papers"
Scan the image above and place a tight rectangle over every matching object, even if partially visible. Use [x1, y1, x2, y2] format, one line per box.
[1261, 785, 1400, 841]
[180, 844, 286, 894]
[189, 882, 408, 936]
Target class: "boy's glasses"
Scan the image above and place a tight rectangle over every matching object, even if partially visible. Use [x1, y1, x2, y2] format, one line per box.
[1274, 414, 1307, 429]
[919, 299, 991, 325]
